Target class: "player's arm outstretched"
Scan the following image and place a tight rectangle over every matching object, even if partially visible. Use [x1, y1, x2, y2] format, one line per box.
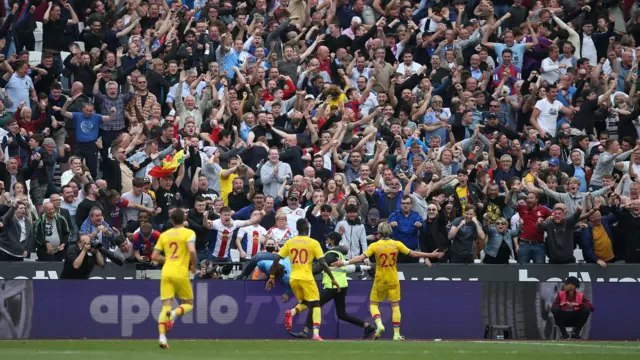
[404, 249, 446, 267]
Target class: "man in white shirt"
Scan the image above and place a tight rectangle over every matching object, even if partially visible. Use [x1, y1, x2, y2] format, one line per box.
[530, 84, 576, 139]
[280, 192, 306, 234]
[396, 52, 422, 76]
[580, 23, 598, 65]
[541, 45, 567, 84]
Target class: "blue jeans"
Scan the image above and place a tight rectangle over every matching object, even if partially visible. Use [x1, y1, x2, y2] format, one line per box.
[518, 241, 546, 264]
[196, 247, 209, 267]
[494, 5, 508, 18]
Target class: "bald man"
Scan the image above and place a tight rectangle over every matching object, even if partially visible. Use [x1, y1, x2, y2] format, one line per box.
[35, 201, 72, 261]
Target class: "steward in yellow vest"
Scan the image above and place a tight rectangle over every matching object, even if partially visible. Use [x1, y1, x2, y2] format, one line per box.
[289, 232, 377, 339]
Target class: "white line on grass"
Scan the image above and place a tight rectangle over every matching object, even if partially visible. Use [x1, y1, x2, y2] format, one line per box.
[473, 341, 640, 350]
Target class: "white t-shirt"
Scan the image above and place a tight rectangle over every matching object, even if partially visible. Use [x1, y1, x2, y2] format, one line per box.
[210, 219, 246, 259]
[265, 226, 294, 247]
[280, 206, 306, 234]
[236, 224, 267, 259]
[396, 61, 422, 76]
[534, 98, 564, 137]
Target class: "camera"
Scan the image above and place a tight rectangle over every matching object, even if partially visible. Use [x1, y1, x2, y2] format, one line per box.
[91, 239, 125, 266]
[200, 260, 233, 279]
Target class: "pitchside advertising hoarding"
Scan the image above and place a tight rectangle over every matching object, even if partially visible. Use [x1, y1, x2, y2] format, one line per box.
[1, 279, 640, 341]
[4, 263, 640, 282]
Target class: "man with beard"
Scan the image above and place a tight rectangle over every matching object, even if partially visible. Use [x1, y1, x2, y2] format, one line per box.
[484, 183, 508, 226]
[311, 155, 333, 183]
[507, 192, 552, 264]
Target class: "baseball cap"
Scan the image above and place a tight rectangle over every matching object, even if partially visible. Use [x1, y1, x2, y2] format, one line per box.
[143, 176, 152, 183]
[557, 132, 569, 139]
[288, 192, 299, 200]
[487, 112, 498, 119]
[367, 208, 380, 221]
[564, 276, 580, 288]
[548, 158, 560, 167]
[305, 94, 315, 100]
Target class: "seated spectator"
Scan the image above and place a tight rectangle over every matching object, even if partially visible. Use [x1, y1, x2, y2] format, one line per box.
[551, 277, 594, 340]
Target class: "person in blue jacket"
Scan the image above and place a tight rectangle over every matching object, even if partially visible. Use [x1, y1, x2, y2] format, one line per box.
[579, 209, 616, 267]
[388, 195, 423, 263]
[257, 257, 293, 300]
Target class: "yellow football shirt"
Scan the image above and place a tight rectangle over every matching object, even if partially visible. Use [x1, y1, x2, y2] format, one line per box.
[219, 172, 238, 206]
[365, 239, 411, 285]
[278, 236, 323, 282]
[154, 227, 196, 279]
[456, 186, 468, 212]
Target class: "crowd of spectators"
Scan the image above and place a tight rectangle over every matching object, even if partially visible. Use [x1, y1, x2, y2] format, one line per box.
[0, 0, 640, 268]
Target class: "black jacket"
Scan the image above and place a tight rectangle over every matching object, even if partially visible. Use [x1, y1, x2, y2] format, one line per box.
[34, 212, 71, 261]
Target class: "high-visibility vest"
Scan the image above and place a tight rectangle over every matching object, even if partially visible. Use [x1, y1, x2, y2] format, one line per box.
[558, 290, 584, 311]
[322, 249, 348, 289]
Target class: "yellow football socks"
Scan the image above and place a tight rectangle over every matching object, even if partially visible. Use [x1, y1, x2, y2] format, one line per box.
[158, 305, 172, 335]
[174, 303, 193, 317]
[312, 307, 321, 336]
[370, 303, 383, 327]
[291, 303, 308, 315]
[392, 305, 401, 335]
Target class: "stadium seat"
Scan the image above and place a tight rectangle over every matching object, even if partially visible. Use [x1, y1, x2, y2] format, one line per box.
[230, 249, 240, 262]
[34, 22, 43, 52]
[574, 249, 584, 263]
[28, 51, 42, 67]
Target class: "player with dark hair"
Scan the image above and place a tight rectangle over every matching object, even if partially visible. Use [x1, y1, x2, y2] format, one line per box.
[266, 218, 340, 340]
[151, 209, 197, 349]
[290, 232, 377, 339]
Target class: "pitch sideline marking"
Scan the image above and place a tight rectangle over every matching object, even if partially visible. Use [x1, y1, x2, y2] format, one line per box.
[474, 341, 640, 350]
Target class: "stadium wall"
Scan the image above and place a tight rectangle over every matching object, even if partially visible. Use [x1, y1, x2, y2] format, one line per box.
[1, 279, 639, 341]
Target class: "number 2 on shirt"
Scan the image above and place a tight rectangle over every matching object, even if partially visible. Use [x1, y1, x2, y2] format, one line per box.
[291, 248, 308, 264]
[379, 252, 397, 268]
[168, 242, 179, 260]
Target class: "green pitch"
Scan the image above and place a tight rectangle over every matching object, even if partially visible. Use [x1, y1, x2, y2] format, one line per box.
[1, 340, 640, 359]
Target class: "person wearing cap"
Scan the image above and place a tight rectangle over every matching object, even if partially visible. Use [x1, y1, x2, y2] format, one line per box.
[551, 276, 594, 339]
[364, 208, 380, 245]
[281, 191, 306, 235]
[290, 231, 377, 339]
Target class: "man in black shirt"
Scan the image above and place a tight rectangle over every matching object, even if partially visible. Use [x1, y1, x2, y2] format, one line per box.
[154, 171, 184, 230]
[76, 183, 102, 229]
[228, 177, 251, 211]
[82, 20, 106, 51]
[60, 234, 104, 279]
[43, 2, 79, 73]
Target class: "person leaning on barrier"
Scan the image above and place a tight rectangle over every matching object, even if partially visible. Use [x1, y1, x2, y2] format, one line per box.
[60, 234, 105, 279]
[551, 276, 594, 340]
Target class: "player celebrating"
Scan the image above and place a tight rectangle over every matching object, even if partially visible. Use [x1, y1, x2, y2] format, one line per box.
[332, 222, 444, 340]
[290, 232, 377, 339]
[266, 218, 340, 341]
[151, 210, 197, 349]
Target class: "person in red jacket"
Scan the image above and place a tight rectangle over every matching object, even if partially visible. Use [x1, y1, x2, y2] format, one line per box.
[551, 276, 594, 340]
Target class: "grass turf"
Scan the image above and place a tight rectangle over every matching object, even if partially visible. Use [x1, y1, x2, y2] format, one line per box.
[1, 340, 640, 360]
